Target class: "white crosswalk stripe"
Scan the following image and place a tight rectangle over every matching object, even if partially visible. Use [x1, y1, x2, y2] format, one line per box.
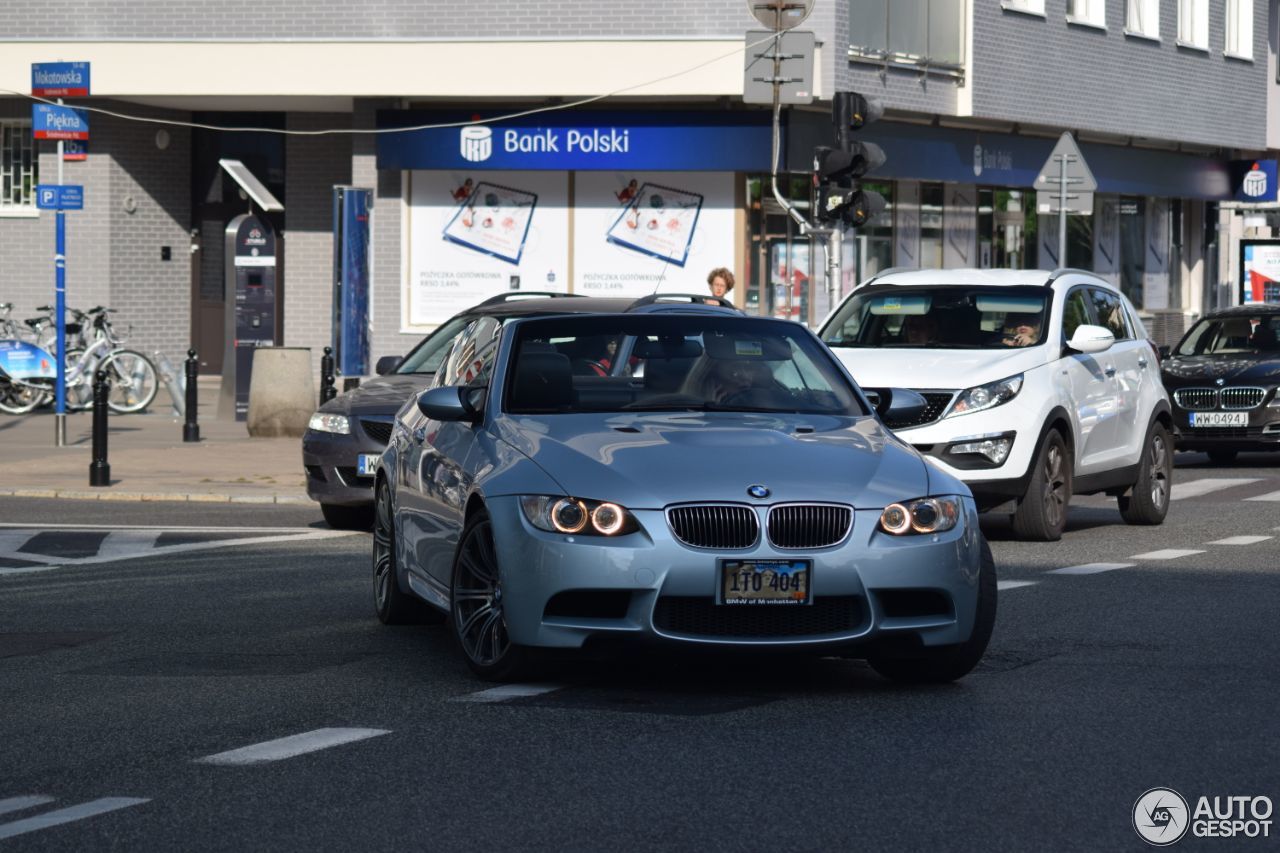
[1245, 490, 1280, 502]
[93, 530, 165, 560]
[195, 727, 390, 766]
[0, 796, 55, 817]
[0, 797, 149, 841]
[1206, 535, 1274, 546]
[454, 683, 566, 703]
[997, 580, 1038, 591]
[1170, 478, 1262, 500]
[1129, 549, 1206, 560]
[1048, 562, 1134, 575]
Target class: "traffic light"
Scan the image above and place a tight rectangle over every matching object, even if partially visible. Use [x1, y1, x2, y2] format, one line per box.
[814, 91, 886, 228]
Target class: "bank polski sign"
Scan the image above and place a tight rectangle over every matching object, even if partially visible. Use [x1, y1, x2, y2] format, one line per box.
[377, 111, 774, 171]
[1231, 160, 1277, 202]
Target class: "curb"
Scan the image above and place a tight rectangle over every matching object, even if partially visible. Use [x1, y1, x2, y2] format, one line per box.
[0, 488, 312, 505]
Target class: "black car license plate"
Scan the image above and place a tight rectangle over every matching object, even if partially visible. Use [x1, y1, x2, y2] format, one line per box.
[719, 559, 811, 605]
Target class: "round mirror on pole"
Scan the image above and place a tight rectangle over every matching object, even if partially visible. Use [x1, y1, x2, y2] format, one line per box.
[746, 0, 815, 31]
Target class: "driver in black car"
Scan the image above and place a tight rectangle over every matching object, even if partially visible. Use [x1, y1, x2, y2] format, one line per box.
[705, 359, 790, 407]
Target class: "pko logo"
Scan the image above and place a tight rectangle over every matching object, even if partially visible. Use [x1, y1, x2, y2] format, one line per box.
[1134, 788, 1190, 846]
[460, 126, 493, 163]
[1243, 162, 1268, 198]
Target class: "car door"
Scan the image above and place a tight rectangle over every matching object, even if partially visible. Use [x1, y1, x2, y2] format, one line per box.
[1088, 287, 1146, 466]
[400, 316, 502, 592]
[1054, 285, 1117, 473]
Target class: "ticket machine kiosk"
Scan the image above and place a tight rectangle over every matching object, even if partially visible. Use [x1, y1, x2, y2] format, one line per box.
[218, 213, 278, 420]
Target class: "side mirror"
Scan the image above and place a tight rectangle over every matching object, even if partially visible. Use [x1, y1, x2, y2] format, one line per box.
[375, 355, 403, 376]
[416, 386, 479, 422]
[1067, 324, 1115, 355]
[874, 388, 928, 422]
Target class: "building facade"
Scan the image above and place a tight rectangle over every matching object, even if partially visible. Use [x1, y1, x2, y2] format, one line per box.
[0, 0, 1273, 378]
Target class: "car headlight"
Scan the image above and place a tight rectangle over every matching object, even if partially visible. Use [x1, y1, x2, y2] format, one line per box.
[945, 374, 1023, 418]
[307, 412, 351, 434]
[879, 497, 961, 535]
[519, 496, 640, 537]
[1269, 389, 1280, 408]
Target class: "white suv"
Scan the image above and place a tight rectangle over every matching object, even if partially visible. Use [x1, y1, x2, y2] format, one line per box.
[819, 268, 1173, 541]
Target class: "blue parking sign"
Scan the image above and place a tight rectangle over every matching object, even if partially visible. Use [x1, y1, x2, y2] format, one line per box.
[35, 185, 84, 210]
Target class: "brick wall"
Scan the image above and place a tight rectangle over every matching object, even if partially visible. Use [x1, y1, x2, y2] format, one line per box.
[283, 114, 351, 377]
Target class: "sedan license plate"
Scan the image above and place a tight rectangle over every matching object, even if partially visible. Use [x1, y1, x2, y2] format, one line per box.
[1190, 412, 1248, 428]
[719, 559, 811, 606]
[357, 453, 381, 476]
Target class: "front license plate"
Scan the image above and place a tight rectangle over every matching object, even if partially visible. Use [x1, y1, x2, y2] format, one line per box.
[357, 453, 381, 476]
[1190, 412, 1248, 427]
[719, 559, 811, 606]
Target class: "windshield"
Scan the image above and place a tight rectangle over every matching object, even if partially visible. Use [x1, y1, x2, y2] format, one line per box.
[396, 316, 470, 374]
[1176, 315, 1279, 356]
[822, 286, 1050, 350]
[505, 315, 867, 416]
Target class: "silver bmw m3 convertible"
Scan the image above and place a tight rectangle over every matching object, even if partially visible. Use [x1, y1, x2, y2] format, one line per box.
[374, 307, 996, 683]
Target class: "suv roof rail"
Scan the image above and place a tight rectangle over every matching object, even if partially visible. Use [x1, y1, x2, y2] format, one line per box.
[859, 266, 916, 287]
[476, 291, 584, 307]
[625, 293, 736, 311]
[1046, 268, 1105, 286]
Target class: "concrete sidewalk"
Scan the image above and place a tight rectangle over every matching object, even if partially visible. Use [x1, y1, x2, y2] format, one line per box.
[0, 377, 310, 504]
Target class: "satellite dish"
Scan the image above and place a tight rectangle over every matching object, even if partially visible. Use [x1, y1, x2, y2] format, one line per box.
[747, 0, 815, 31]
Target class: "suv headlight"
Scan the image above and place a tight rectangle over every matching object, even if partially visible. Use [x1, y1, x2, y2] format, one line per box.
[879, 497, 961, 535]
[308, 413, 351, 434]
[520, 496, 640, 537]
[945, 374, 1023, 419]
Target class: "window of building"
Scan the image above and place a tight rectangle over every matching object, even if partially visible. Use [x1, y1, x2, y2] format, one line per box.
[919, 183, 945, 269]
[858, 180, 895, 280]
[1225, 0, 1253, 58]
[1067, 0, 1106, 28]
[849, 0, 965, 71]
[1126, 0, 1160, 39]
[1118, 197, 1147, 310]
[1003, 0, 1046, 14]
[1177, 0, 1208, 48]
[0, 120, 37, 214]
[978, 188, 1036, 269]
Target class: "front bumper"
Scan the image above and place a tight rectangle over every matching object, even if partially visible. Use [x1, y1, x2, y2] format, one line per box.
[1170, 405, 1280, 452]
[301, 418, 393, 506]
[484, 497, 986, 653]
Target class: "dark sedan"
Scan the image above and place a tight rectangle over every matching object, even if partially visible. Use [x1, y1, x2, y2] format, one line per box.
[1161, 305, 1280, 463]
[302, 291, 738, 528]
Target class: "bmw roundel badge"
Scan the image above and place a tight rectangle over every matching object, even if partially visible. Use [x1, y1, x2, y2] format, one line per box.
[747, 484, 770, 499]
[1216, 377, 1225, 386]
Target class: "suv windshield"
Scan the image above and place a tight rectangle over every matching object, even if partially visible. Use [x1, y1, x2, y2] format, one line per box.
[1176, 315, 1280, 356]
[506, 315, 866, 416]
[822, 286, 1050, 350]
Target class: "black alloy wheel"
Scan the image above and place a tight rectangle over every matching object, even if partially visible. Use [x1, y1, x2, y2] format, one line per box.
[1119, 423, 1172, 525]
[373, 481, 443, 625]
[450, 510, 535, 681]
[1011, 429, 1072, 542]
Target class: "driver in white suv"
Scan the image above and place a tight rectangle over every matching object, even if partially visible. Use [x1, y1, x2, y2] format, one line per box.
[820, 268, 1173, 541]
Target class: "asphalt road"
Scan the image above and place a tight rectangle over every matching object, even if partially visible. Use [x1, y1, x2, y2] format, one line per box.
[2, 452, 1278, 851]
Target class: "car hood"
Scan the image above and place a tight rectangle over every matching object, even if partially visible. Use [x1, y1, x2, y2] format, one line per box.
[320, 374, 434, 416]
[493, 412, 935, 510]
[828, 345, 1046, 391]
[1161, 355, 1280, 386]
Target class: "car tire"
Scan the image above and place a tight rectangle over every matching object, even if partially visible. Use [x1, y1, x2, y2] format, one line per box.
[1118, 422, 1172, 526]
[450, 509, 538, 682]
[867, 536, 997, 684]
[1206, 449, 1237, 465]
[372, 481, 444, 626]
[1011, 429, 1071, 542]
[321, 502, 374, 530]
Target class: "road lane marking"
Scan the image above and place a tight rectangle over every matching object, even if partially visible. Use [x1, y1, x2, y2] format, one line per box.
[194, 727, 390, 766]
[454, 683, 566, 703]
[0, 533, 63, 565]
[93, 531, 165, 560]
[1245, 490, 1280, 502]
[0, 798, 149, 840]
[1206, 535, 1274, 546]
[1170, 478, 1261, 500]
[996, 581, 1038, 591]
[1048, 562, 1134, 575]
[1129, 549, 1206, 560]
[0, 796, 55, 817]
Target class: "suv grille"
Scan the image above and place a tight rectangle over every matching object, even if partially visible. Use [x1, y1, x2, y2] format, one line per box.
[360, 419, 394, 445]
[666, 505, 759, 549]
[882, 391, 955, 429]
[766, 504, 853, 549]
[1173, 387, 1266, 411]
[653, 596, 863, 638]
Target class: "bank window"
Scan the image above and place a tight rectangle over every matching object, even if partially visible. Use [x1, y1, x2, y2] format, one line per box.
[1003, 0, 1045, 14]
[849, 0, 965, 73]
[1, 121, 37, 214]
[1225, 0, 1253, 59]
[1176, 0, 1208, 48]
[1126, 0, 1160, 39]
[1067, 0, 1105, 28]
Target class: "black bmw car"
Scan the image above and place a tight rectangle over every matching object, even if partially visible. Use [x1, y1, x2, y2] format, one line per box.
[302, 291, 738, 528]
[1161, 305, 1280, 463]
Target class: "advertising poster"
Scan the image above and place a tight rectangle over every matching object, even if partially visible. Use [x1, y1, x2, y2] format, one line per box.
[405, 170, 568, 330]
[1241, 240, 1280, 304]
[1092, 194, 1120, 286]
[1143, 198, 1169, 311]
[574, 172, 734, 297]
[895, 181, 920, 268]
[942, 183, 976, 269]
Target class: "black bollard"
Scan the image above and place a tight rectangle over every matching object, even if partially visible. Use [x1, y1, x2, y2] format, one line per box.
[183, 348, 200, 442]
[320, 346, 337, 404]
[89, 368, 111, 487]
